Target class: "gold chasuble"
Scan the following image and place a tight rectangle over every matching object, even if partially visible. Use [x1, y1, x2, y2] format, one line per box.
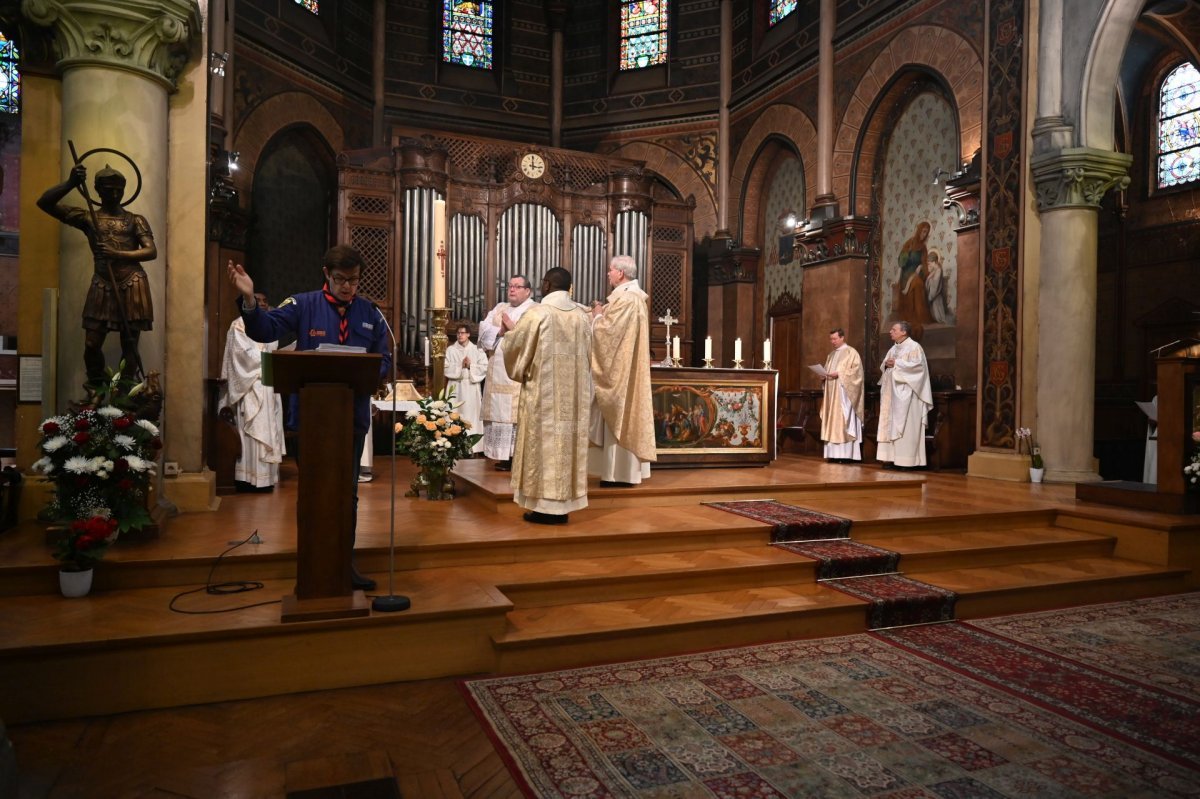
[820, 345, 864, 445]
[504, 291, 593, 514]
[589, 279, 657, 462]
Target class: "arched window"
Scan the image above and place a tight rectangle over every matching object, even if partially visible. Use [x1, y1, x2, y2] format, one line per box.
[443, 0, 494, 69]
[619, 1, 668, 71]
[0, 32, 18, 114]
[294, 0, 318, 13]
[769, 1, 797, 26]
[1157, 61, 1200, 188]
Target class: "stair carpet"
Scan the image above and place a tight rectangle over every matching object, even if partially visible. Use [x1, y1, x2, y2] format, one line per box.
[477, 511, 1190, 672]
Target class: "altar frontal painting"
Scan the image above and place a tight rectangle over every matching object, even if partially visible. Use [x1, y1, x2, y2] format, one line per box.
[650, 371, 776, 465]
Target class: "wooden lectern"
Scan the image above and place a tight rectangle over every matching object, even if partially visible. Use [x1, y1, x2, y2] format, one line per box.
[264, 350, 383, 622]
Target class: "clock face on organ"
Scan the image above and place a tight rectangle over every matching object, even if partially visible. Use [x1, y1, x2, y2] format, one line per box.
[520, 153, 546, 179]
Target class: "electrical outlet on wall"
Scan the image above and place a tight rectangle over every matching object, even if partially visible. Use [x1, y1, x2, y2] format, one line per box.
[163, 461, 181, 477]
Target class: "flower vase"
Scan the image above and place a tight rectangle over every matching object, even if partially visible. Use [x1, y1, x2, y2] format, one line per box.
[419, 465, 454, 501]
[59, 568, 94, 598]
[1029, 467, 1045, 484]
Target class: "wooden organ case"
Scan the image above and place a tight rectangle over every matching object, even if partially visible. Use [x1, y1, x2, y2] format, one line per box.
[336, 130, 696, 370]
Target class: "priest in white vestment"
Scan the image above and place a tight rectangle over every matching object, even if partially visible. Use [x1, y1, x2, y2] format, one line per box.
[588, 255, 657, 485]
[877, 320, 933, 468]
[819, 328, 864, 463]
[219, 295, 286, 488]
[479, 276, 536, 469]
[444, 324, 488, 454]
[504, 268, 592, 524]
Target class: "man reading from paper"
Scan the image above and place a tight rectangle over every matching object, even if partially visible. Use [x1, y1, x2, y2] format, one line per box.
[219, 293, 286, 489]
[479, 275, 536, 470]
[818, 328, 864, 463]
[877, 320, 933, 469]
[504, 267, 592, 525]
[588, 255, 656, 486]
[444, 324, 488, 454]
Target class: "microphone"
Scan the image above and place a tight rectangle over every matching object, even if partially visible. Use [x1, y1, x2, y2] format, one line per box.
[369, 302, 410, 613]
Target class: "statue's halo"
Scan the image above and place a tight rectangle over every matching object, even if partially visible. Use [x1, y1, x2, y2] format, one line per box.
[77, 147, 143, 208]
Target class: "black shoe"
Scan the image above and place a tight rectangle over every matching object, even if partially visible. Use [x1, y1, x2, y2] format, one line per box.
[494, 460, 512, 472]
[523, 511, 568, 525]
[351, 569, 376, 591]
[599, 480, 636, 488]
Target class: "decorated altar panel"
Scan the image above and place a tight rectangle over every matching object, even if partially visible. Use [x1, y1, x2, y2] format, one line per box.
[650, 367, 777, 466]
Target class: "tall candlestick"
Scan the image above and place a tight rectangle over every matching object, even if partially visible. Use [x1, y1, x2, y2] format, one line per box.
[672, 335, 681, 360]
[763, 338, 771, 364]
[704, 336, 712, 361]
[734, 337, 742, 362]
[432, 198, 447, 307]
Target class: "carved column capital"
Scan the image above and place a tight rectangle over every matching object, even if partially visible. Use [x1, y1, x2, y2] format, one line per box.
[22, 0, 202, 90]
[1030, 147, 1132, 212]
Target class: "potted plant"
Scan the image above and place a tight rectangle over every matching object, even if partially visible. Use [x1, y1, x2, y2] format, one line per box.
[32, 366, 162, 536]
[396, 390, 482, 500]
[53, 514, 119, 596]
[1017, 427, 1044, 483]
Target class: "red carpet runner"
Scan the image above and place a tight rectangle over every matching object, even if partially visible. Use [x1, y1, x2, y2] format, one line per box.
[705, 500, 851, 542]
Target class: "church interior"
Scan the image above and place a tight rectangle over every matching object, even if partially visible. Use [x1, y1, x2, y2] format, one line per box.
[0, 0, 1199, 796]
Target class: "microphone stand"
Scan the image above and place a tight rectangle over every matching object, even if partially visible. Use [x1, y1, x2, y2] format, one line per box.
[371, 305, 411, 612]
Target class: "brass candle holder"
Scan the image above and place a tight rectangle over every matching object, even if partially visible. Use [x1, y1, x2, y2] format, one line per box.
[702, 358, 714, 369]
[731, 358, 744, 370]
[429, 306, 449, 395]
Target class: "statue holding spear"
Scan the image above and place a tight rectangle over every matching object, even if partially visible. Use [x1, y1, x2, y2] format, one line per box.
[37, 142, 155, 389]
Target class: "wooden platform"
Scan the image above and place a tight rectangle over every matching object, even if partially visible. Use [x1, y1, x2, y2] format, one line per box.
[0, 455, 1196, 723]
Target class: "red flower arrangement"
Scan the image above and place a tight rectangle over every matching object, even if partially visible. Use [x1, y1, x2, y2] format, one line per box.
[53, 515, 119, 572]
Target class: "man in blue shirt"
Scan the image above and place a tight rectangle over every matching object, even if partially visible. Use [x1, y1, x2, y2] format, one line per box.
[227, 245, 390, 590]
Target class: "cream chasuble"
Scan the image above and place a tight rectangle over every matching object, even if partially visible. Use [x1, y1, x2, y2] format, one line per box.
[444, 340, 488, 453]
[877, 336, 933, 467]
[219, 318, 286, 487]
[588, 279, 657, 482]
[820, 343, 865, 460]
[479, 297, 536, 459]
[504, 291, 593, 514]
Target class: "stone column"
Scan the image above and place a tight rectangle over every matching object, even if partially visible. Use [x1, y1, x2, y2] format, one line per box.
[810, 0, 838, 223]
[1030, 147, 1131, 483]
[546, 1, 567, 149]
[23, 0, 202, 403]
[716, 0, 731, 235]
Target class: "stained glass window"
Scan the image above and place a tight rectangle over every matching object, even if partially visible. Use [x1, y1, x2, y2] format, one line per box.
[769, 0, 797, 26]
[1158, 62, 1200, 188]
[0, 32, 18, 114]
[620, 1, 669, 71]
[443, 0, 494, 69]
[294, 0, 318, 13]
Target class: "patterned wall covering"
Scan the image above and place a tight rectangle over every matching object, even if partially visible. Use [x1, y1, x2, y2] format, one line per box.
[980, 0, 1024, 450]
[880, 92, 958, 328]
[762, 157, 806, 317]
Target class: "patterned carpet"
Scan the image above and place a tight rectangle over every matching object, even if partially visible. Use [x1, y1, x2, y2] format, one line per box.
[775, 540, 900, 579]
[463, 594, 1200, 798]
[705, 500, 852, 542]
[826, 574, 958, 630]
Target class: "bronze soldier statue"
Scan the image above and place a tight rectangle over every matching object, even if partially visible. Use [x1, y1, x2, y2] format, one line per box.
[38, 163, 156, 387]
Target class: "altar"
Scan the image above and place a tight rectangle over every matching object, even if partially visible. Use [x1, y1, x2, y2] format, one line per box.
[649, 366, 777, 467]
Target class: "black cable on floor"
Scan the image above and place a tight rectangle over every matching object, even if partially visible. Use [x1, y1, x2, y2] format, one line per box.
[168, 529, 281, 614]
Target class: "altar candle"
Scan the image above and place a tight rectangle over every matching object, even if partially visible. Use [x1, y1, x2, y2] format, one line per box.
[424, 336, 430, 366]
[432, 198, 447, 307]
[672, 335, 681, 360]
[734, 338, 742, 362]
[704, 336, 712, 360]
[763, 338, 772, 364]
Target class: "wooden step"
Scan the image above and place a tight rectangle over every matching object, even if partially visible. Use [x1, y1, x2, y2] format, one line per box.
[489, 546, 816, 607]
[906, 556, 1192, 619]
[881, 526, 1115, 571]
[492, 582, 866, 673]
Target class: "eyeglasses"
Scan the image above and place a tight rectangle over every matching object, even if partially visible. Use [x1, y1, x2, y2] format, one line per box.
[508, 282, 530, 289]
[328, 274, 361, 287]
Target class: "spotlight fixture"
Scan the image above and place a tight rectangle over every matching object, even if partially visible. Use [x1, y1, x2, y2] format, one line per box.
[209, 51, 229, 77]
[227, 151, 240, 172]
[931, 167, 953, 186]
[784, 213, 797, 230]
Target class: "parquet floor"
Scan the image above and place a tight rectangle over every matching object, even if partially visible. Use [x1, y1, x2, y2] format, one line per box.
[4, 454, 1198, 797]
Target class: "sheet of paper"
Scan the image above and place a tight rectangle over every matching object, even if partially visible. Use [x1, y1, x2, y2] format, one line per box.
[1135, 400, 1157, 423]
[807, 363, 829, 378]
[18, 356, 42, 402]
